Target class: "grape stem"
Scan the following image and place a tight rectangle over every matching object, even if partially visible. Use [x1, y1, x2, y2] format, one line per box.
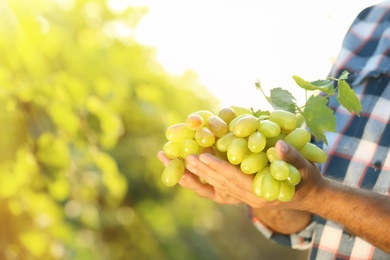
[255, 81, 272, 105]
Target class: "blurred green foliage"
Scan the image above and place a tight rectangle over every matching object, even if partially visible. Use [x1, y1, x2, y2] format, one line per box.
[0, 0, 308, 259]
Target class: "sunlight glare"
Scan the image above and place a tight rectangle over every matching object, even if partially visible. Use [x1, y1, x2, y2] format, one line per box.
[133, 0, 382, 110]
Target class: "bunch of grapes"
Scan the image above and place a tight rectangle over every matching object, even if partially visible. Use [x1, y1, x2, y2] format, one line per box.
[161, 106, 327, 202]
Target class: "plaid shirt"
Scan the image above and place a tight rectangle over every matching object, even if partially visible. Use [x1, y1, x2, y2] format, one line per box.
[250, 2, 390, 259]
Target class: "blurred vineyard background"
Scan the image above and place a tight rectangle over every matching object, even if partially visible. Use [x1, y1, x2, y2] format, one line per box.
[0, 0, 308, 259]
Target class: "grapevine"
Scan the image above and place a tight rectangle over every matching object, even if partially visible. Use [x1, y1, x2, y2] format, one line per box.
[159, 71, 362, 202]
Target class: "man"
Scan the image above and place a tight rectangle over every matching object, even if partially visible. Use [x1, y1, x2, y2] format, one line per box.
[158, 1, 390, 258]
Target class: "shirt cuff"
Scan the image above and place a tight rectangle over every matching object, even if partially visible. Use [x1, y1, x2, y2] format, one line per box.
[247, 206, 315, 250]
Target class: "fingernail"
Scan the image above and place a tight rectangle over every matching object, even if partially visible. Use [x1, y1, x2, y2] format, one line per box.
[199, 154, 209, 165]
[186, 164, 197, 174]
[185, 157, 197, 174]
[186, 155, 196, 165]
[279, 140, 289, 153]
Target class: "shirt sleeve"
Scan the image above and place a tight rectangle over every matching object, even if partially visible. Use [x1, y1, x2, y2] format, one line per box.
[247, 206, 315, 250]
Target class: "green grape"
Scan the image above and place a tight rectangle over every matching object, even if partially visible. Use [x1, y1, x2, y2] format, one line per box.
[299, 142, 328, 163]
[278, 182, 295, 202]
[285, 163, 301, 186]
[180, 139, 199, 158]
[230, 105, 253, 116]
[198, 145, 215, 155]
[240, 152, 268, 174]
[205, 115, 228, 138]
[268, 110, 297, 131]
[186, 113, 204, 130]
[228, 113, 251, 132]
[162, 141, 181, 159]
[227, 137, 248, 165]
[248, 131, 266, 153]
[215, 149, 228, 161]
[258, 119, 281, 138]
[261, 172, 281, 201]
[252, 166, 270, 197]
[195, 127, 215, 147]
[266, 147, 280, 163]
[194, 110, 214, 122]
[199, 177, 208, 184]
[217, 107, 237, 125]
[233, 114, 259, 137]
[284, 128, 311, 150]
[166, 123, 195, 142]
[161, 158, 185, 187]
[216, 132, 236, 152]
[270, 160, 290, 181]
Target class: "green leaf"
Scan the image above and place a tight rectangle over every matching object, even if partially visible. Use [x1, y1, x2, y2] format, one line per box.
[310, 79, 335, 94]
[269, 87, 296, 113]
[292, 75, 333, 93]
[336, 80, 362, 116]
[253, 109, 270, 118]
[302, 95, 336, 145]
[339, 70, 350, 80]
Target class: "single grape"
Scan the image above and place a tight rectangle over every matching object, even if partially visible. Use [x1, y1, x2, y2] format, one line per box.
[227, 137, 248, 165]
[218, 107, 237, 125]
[285, 163, 301, 186]
[228, 113, 251, 132]
[195, 127, 215, 147]
[258, 119, 281, 138]
[205, 115, 228, 138]
[278, 182, 295, 202]
[198, 145, 216, 155]
[299, 142, 328, 163]
[230, 105, 253, 116]
[162, 141, 181, 159]
[270, 160, 290, 181]
[261, 172, 281, 201]
[252, 166, 270, 197]
[180, 139, 199, 158]
[199, 177, 208, 184]
[284, 128, 311, 150]
[186, 113, 204, 130]
[248, 131, 266, 153]
[266, 147, 280, 163]
[194, 110, 214, 122]
[161, 158, 185, 187]
[166, 123, 195, 142]
[240, 152, 268, 174]
[216, 132, 236, 152]
[268, 110, 297, 131]
[233, 114, 259, 137]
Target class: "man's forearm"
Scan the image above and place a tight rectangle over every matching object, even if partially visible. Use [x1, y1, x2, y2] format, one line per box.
[305, 178, 390, 253]
[253, 178, 390, 253]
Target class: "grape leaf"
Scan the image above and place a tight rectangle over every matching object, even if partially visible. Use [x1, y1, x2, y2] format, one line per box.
[253, 109, 270, 118]
[268, 87, 296, 113]
[336, 80, 362, 116]
[302, 95, 336, 145]
[292, 75, 334, 94]
[339, 70, 350, 80]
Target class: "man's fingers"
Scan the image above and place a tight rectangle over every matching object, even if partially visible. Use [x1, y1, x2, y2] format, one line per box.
[185, 153, 236, 183]
[157, 151, 171, 167]
[179, 172, 215, 199]
[275, 140, 309, 170]
[185, 153, 254, 194]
